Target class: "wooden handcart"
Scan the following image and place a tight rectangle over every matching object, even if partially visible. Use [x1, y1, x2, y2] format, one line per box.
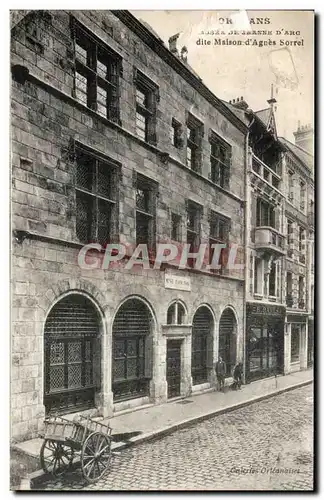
[40, 414, 112, 483]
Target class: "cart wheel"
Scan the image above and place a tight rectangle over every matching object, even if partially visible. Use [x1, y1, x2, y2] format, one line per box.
[81, 431, 112, 483]
[40, 439, 74, 476]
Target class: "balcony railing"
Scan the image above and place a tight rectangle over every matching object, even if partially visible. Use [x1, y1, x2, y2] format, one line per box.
[254, 226, 286, 257]
[251, 155, 282, 190]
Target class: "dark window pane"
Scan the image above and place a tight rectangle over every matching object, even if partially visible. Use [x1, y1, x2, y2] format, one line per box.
[114, 358, 126, 380]
[211, 159, 219, 184]
[136, 187, 150, 213]
[177, 304, 185, 325]
[136, 212, 150, 245]
[76, 191, 94, 242]
[291, 327, 300, 362]
[76, 153, 95, 191]
[167, 304, 175, 324]
[269, 263, 276, 296]
[97, 199, 112, 245]
[186, 210, 195, 231]
[97, 162, 113, 198]
[171, 213, 180, 241]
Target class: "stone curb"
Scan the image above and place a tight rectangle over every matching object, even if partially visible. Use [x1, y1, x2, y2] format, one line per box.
[24, 378, 312, 490]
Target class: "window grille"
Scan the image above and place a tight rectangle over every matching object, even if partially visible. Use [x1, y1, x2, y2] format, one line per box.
[75, 145, 119, 245]
[72, 19, 121, 122]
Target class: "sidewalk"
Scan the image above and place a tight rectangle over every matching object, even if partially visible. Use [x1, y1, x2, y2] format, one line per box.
[14, 368, 313, 464]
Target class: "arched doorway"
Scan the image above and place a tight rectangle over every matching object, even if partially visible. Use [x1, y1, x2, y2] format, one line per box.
[44, 294, 101, 415]
[112, 298, 153, 402]
[191, 306, 214, 385]
[219, 308, 237, 377]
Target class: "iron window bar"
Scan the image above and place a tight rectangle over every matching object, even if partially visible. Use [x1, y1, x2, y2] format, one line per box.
[75, 148, 117, 245]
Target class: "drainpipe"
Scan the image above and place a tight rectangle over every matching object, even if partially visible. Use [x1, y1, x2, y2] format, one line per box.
[242, 113, 255, 384]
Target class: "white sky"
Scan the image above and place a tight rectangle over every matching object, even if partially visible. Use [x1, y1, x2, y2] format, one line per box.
[132, 10, 314, 142]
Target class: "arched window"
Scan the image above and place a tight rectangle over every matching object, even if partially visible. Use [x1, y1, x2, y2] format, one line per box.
[44, 294, 101, 415]
[167, 301, 186, 325]
[219, 308, 237, 377]
[192, 306, 213, 385]
[112, 299, 153, 402]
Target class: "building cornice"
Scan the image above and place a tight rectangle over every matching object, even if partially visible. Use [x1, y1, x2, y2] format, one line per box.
[112, 10, 248, 135]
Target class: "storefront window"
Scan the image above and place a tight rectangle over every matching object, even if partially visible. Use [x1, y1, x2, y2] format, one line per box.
[291, 326, 300, 362]
[248, 325, 280, 377]
[249, 327, 262, 372]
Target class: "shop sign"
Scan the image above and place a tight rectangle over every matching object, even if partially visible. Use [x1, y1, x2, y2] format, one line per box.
[247, 303, 285, 317]
[164, 273, 191, 291]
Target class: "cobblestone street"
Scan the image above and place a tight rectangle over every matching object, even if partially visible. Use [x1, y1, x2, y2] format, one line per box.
[39, 385, 313, 491]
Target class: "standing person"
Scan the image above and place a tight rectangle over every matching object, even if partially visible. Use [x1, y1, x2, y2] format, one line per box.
[215, 356, 226, 392]
[233, 362, 243, 390]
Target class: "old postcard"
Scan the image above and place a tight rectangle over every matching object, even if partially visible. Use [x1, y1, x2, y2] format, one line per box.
[10, 9, 314, 491]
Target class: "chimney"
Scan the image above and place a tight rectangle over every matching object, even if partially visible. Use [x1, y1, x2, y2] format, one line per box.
[293, 123, 314, 155]
[180, 46, 188, 63]
[168, 33, 180, 56]
[229, 96, 249, 111]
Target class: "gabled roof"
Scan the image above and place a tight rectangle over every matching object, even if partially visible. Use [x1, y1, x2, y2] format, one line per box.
[279, 136, 314, 173]
[255, 107, 277, 139]
[221, 101, 279, 140]
[255, 108, 270, 127]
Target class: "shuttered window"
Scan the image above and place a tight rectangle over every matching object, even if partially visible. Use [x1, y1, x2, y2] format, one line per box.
[112, 299, 152, 402]
[44, 295, 100, 415]
[219, 308, 237, 377]
[192, 307, 213, 385]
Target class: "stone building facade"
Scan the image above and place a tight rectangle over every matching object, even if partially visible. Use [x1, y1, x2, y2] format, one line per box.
[226, 95, 314, 383]
[279, 135, 314, 375]
[10, 10, 246, 441]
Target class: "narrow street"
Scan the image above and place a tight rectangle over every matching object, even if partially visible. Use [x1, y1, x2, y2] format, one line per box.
[39, 385, 313, 491]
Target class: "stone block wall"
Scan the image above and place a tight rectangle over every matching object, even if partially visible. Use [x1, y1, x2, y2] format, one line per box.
[11, 10, 246, 441]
